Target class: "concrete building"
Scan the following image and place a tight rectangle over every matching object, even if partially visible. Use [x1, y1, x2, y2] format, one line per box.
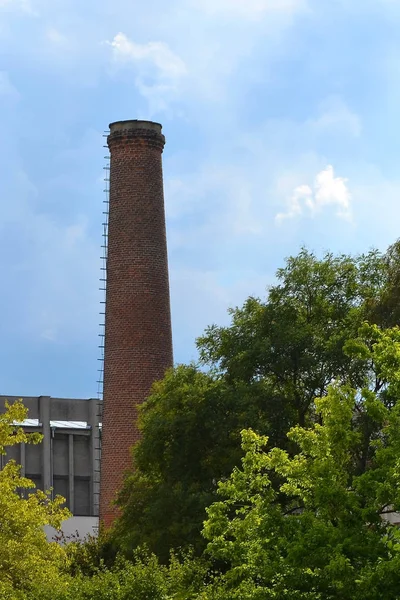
[0, 395, 101, 539]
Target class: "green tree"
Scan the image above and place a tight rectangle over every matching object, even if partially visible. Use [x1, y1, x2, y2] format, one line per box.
[201, 326, 400, 599]
[114, 243, 400, 561]
[46, 549, 208, 600]
[198, 247, 389, 427]
[364, 239, 400, 328]
[113, 366, 244, 560]
[0, 400, 71, 599]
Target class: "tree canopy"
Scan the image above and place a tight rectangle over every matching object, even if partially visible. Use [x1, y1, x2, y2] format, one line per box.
[200, 325, 400, 599]
[5, 240, 400, 600]
[112, 242, 400, 561]
[63, 320, 400, 600]
[0, 400, 71, 599]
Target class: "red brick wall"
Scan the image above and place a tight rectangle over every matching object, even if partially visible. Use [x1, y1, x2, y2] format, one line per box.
[99, 121, 173, 527]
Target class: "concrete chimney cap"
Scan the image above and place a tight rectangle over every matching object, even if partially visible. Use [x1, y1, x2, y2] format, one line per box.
[108, 120, 162, 134]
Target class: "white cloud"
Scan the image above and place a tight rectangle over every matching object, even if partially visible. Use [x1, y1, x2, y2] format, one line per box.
[25, 213, 98, 343]
[46, 27, 68, 45]
[0, 0, 34, 13]
[0, 71, 19, 98]
[194, 0, 306, 17]
[40, 326, 57, 342]
[109, 33, 186, 80]
[276, 165, 352, 223]
[170, 267, 271, 362]
[307, 96, 362, 137]
[0, 122, 100, 345]
[108, 32, 187, 113]
[276, 183, 313, 221]
[165, 163, 263, 249]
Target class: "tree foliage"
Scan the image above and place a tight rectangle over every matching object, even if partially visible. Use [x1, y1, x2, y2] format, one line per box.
[0, 398, 205, 600]
[44, 549, 208, 600]
[113, 242, 400, 560]
[199, 327, 400, 599]
[113, 366, 246, 560]
[5, 242, 400, 600]
[0, 401, 71, 599]
[71, 322, 400, 599]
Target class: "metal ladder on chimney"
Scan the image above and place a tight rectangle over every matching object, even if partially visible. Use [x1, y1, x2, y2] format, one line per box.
[96, 130, 110, 401]
[92, 132, 110, 515]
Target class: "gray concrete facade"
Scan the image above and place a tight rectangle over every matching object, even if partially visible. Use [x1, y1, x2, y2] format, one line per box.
[0, 395, 102, 517]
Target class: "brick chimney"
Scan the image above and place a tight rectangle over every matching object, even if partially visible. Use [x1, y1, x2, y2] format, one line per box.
[99, 120, 173, 527]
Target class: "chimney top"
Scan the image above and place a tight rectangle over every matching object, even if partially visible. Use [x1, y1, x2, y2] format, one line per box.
[109, 120, 162, 134]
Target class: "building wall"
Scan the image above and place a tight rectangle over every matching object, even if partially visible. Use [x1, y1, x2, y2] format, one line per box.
[44, 516, 99, 543]
[0, 395, 102, 517]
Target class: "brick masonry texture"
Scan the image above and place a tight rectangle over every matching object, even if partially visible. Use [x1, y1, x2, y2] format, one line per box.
[99, 122, 173, 528]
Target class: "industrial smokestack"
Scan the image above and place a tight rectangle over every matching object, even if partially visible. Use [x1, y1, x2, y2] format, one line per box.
[99, 120, 173, 527]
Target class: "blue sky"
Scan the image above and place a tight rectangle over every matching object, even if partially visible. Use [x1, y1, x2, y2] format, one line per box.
[1, 0, 399, 398]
